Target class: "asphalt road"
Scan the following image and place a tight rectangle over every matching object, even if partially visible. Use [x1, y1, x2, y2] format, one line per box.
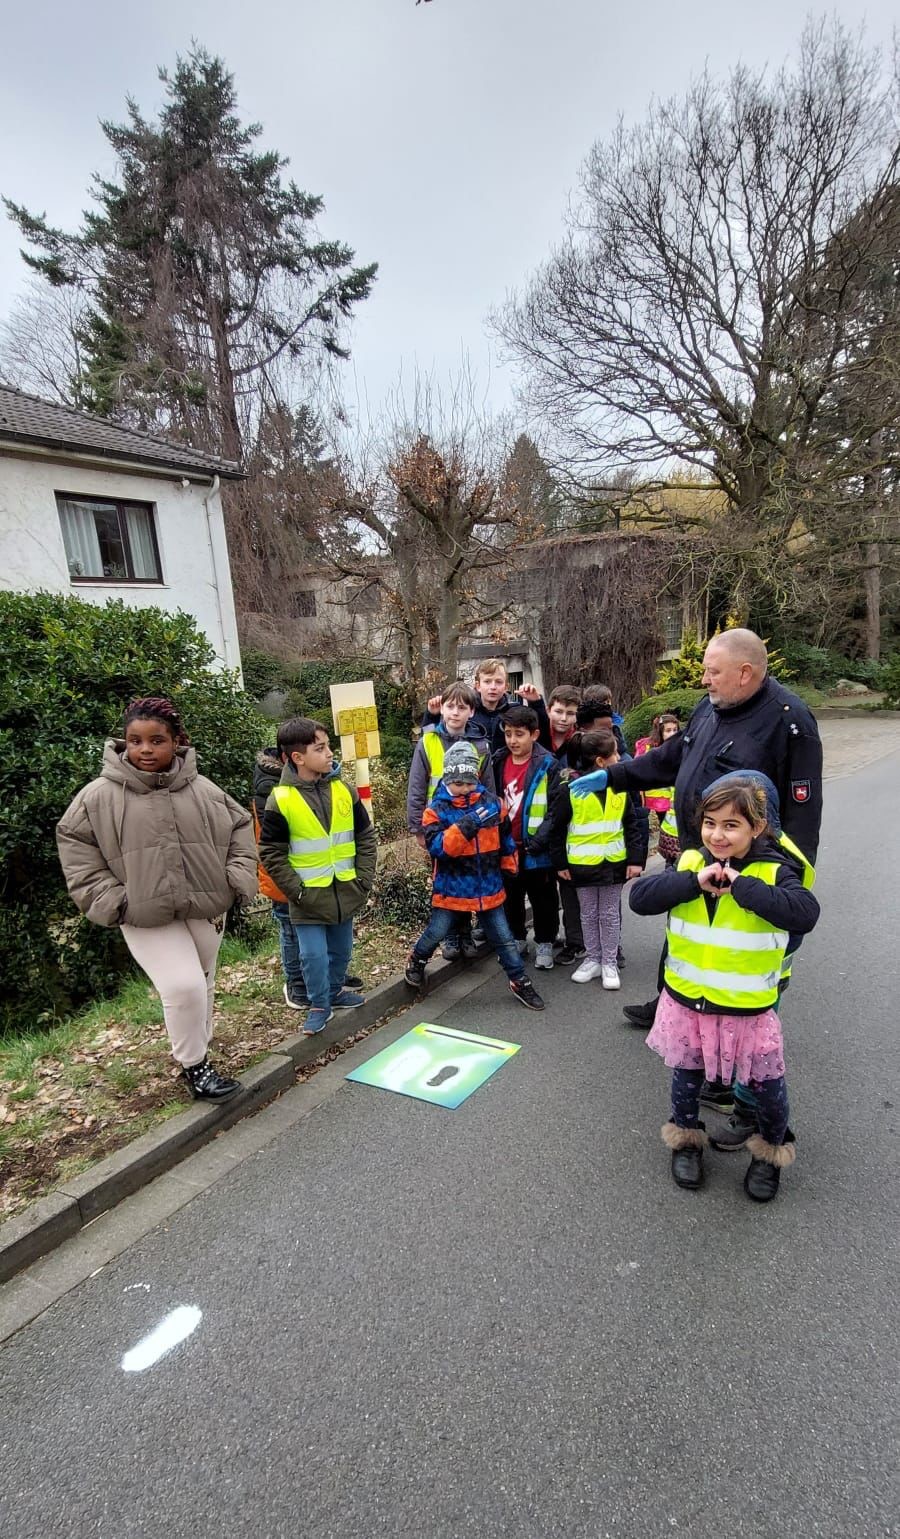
[2, 750, 899, 1539]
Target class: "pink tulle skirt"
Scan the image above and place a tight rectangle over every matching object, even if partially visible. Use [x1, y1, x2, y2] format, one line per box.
[647, 990, 786, 1084]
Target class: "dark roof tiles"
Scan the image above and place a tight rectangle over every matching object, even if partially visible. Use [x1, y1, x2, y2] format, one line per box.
[0, 384, 240, 478]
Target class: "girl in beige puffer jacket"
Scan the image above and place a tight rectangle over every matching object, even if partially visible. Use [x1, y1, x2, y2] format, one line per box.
[56, 697, 258, 1101]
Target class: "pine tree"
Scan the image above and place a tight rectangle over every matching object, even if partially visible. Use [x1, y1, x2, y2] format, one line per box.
[4, 47, 376, 461]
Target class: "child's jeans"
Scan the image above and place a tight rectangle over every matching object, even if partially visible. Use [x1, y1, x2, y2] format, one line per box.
[576, 885, 621, 965]
[414, 906, 526, 981]
[292, 919, 355, 1010]
[272, 900, 305, 989]
[671, 1067, 790, 1144]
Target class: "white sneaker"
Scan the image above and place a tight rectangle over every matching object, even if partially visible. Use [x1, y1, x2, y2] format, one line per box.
[572, 958, 603, 983]
[534, 943, 555, 970]
[601, 965, 621, 990]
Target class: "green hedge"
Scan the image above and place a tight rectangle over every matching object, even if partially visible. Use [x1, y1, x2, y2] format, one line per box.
[242, 650, 414, 741]
[0, 592, 267, 1034]
[621, 689, 704, 751]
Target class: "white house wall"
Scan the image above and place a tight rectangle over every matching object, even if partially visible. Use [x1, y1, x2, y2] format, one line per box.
[0, 452, 242, 676]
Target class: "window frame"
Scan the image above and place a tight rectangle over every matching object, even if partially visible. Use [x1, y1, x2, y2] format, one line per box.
[293, 589, 318, 619]
[56, 492, 163, 585]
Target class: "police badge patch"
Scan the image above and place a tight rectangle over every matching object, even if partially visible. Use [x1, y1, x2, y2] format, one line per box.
[791, 780, 810, 803]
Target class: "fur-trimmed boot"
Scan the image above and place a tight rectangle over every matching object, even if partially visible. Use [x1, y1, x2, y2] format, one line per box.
[744, 1129, 796, 1202]
[661, 1121, 707, 1190]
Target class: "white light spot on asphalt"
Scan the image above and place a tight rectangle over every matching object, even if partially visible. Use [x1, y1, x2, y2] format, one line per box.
[123, 1283, 151, 1293]
[615, 1261, 640, 1276]
[121, 1306, 202, 1372]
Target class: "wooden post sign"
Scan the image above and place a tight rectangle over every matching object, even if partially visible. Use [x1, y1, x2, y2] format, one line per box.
[329, 680, 381, 819]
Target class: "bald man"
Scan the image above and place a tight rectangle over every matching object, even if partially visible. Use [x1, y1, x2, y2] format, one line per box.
[606, 629, 823, 1026]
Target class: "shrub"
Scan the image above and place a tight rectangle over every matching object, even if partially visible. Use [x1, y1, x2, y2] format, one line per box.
[778, 642, 885, 691]
[879, 653, 900, 708]
[0, 592, 268, 1034]
[368, 859, 433, 930]
[654, 629, 792, 692]
[621, 689, 705, 751]
[367, 759, 409, 841]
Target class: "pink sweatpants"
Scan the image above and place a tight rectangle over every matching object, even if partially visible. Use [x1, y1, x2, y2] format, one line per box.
[120, 917, 224, 1067]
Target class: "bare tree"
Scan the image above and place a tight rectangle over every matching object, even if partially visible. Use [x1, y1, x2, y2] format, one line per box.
[0, 279, 87, 404]
[496, 22, 900, 636]
[324, 371, 542, 693]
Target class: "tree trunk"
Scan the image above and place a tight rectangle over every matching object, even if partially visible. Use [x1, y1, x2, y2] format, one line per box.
[437, 578, 462, 681]
[863, 540, 881, 660]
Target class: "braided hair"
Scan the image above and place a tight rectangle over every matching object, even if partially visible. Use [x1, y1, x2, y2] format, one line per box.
[123, 697, 190, 746]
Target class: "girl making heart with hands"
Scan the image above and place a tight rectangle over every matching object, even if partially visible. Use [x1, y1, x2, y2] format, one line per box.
[628, 777, 819, 1202]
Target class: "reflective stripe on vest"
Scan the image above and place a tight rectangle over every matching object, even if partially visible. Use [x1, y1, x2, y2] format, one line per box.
[271, 782, 357, 885]
[525, 770, 548, 837]
[664, 849, 786, 1009]
[566, 788, 627, 864]
[422, 731, 488, 803]
[660, 806, 678, 839]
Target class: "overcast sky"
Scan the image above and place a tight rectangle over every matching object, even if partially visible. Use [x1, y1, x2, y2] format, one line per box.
[1, 0, 896, 425]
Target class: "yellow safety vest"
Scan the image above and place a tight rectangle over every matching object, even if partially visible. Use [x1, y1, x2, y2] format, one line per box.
[776, 833, 815, 981]
[271, 781, 357, 887]
[422, 730, 489, 803]
[566, 787, 627, 865]
[664, 848, 786, 1010]
[660, 806, 679, 839]
[525, 768, 548, 837]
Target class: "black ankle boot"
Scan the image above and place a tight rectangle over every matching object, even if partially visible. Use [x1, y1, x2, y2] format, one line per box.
[661, 1121, 706, 1189]
[182, 1057, 241, 1101]
[744, 1129, 796, 1202]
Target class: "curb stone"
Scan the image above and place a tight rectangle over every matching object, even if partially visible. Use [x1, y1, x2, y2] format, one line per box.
[0, 951, 475, 1286]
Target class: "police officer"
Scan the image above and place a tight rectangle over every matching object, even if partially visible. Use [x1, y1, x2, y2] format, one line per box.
[606, 628, 824, 1028]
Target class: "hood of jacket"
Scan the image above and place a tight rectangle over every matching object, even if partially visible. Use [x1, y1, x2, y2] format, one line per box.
[101, 739, 199, 794]
[253, 747, 282, 799]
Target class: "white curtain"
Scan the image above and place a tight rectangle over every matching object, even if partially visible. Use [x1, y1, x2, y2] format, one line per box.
[58, 499, 102, 578]
[123, 504, 158, 579]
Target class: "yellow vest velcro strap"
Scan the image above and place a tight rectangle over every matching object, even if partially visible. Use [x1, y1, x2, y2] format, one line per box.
[668, 915, 788, 952]
[666, 954, 783, 998]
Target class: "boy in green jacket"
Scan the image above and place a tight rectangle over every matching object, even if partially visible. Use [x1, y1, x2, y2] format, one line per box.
[259, 717, 377, 1033]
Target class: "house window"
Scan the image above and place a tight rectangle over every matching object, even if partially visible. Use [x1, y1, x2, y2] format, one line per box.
[506, 669, 524, 694]
[659, 603, 683, 650]
[57, 495, 162, 583]
[293, 590, 318, 618]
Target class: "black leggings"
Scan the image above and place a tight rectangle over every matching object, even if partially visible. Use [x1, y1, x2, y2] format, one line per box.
[671, 1068, 790, 1144]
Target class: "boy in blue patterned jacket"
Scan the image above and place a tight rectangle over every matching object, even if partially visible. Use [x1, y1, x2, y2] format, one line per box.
[404, 741, 545, 1010]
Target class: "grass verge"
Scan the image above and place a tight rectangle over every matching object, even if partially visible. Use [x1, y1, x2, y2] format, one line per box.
[0, 910, 414, 1224]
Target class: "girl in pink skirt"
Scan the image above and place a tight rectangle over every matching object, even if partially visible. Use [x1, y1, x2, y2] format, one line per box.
[629, 778, 819, 1201]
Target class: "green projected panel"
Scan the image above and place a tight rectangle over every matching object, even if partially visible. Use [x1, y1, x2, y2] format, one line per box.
[346, 1023, 520, 1108]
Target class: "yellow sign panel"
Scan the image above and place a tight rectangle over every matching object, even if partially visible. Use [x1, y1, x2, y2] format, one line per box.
[329, 680, 381, 762]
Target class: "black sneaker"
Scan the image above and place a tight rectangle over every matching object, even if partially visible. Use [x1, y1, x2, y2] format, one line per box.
[709, 1102, 757, 1151]
[509, 976, 545, 1011]
[623, 998, 658, 1028]
[441, 936, 462, 960]
[283, 981, 310, 1010]
[345, 974, 364, 990]
[182, 1057, 241, 1101]
[460, 933, 479, 959]
[616, 947, 626, 969]
[555, 943, 586, 966]
[699, 1079, 734, 1114]
[405, 952, 427, 988]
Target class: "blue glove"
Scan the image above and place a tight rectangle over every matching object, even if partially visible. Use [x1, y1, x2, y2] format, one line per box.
[570, 768, 608, 799]
[456, 814, 480, 839]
